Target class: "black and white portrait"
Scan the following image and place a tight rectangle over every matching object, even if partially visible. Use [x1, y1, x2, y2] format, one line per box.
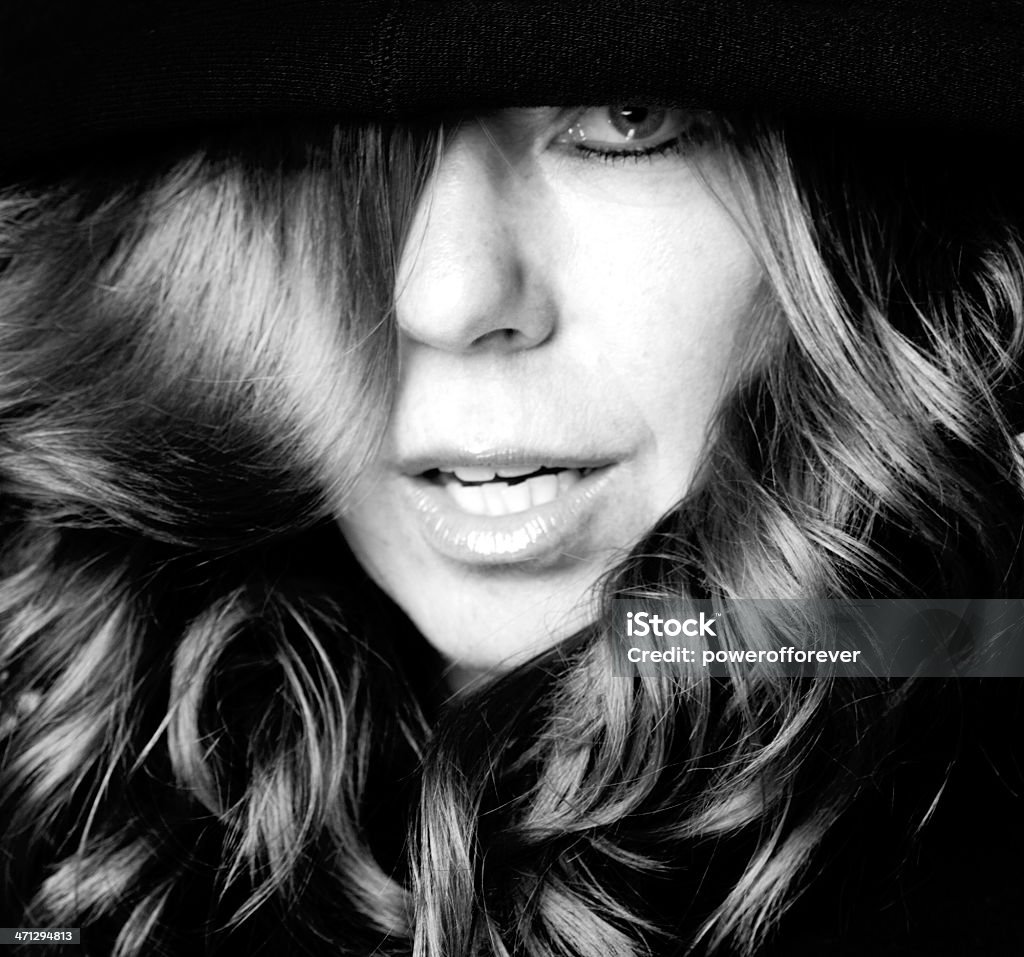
[1, 2, 1023, 954]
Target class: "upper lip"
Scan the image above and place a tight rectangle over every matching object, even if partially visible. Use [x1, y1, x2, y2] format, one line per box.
[395, 446, 625, 477]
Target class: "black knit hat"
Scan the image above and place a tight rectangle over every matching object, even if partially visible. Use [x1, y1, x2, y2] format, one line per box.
[2, 0, 1023, 175]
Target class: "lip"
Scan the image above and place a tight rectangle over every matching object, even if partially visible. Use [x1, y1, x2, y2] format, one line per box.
[395, 447, 619, 477]
[398, 450, 624, 566]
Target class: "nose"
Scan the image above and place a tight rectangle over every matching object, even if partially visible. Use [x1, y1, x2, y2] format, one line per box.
[394, 127, 555, 354]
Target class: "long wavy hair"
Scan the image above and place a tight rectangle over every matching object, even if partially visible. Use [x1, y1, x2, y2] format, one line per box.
[0, 113, 1022, 956]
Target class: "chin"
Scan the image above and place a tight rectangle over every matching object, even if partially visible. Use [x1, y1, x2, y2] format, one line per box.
[387, 568, 603, 674]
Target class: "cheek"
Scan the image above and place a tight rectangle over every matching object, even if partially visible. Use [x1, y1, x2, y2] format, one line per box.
[566, 207, 761, 396]
[560, 205, 762, 498]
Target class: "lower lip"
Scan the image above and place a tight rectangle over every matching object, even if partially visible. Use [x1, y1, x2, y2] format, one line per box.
[402, 466, 619, 565]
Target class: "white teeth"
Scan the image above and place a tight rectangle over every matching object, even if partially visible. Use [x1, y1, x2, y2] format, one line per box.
[502, 480, 533, 513]
[447, 481, 487, 515]
[440, 468, 588, 515]
[440, 468, 591, 515]
[557, 469, 583, 495]
[453, 466, 498, 483]
[482, 483, 509, 516]
[496, 466, 541, 478]
[527, 473, 559, 507]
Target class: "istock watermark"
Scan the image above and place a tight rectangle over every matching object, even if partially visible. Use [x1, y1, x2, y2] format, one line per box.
[610, 599, 1024, 678]
[625, 611, 719, 638]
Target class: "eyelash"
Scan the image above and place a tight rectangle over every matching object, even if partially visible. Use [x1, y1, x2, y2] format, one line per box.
[560, 113, 717, 165]
[571, 135, 691, 165]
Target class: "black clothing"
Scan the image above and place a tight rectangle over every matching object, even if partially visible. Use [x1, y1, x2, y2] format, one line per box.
[2, 1, 1023, 175]
[766, 681, 1024, 955]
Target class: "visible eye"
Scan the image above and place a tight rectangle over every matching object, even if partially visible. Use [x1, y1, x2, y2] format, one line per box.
[552, 106, 716, 163]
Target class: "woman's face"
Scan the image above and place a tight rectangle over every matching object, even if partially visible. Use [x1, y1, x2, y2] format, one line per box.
[338, 107, 763, 674]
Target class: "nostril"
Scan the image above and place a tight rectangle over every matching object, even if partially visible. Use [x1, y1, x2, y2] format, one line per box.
[470, 326, 535, 348]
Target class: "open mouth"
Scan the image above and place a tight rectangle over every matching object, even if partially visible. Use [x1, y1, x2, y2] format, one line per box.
[422, 465, 598, 516]
[401, 456, 625, 563]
